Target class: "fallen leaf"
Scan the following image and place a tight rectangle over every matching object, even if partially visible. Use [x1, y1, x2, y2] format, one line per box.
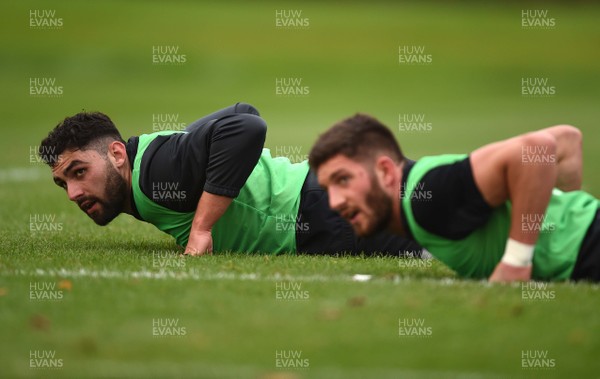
[57, 279, 72, 291]
[347, 296, 367, 307]
[29, 314, 50, 331]
[317, 307, 341, 321]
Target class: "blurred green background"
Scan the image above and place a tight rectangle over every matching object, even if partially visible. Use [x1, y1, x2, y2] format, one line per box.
[1, 1, 599, 192]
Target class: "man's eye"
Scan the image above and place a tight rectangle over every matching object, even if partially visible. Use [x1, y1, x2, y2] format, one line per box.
[75, 168, 86, 177]
[338, 176, 349, 186]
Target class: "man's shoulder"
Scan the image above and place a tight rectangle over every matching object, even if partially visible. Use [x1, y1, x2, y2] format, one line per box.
[411, 154, 469, 175]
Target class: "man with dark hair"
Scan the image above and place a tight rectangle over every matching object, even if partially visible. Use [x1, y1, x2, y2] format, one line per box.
[41, 103, 422, 257]
[41, 112, 129, 226]
[309, 113, 600, 282]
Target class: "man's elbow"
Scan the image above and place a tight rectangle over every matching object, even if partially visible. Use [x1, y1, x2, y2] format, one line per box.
[552, 124, 581, 136]
[241, 113, 267, 145]
[235, 102, 261, 117]
[521, 131, 558, 154]
[552, 124, 582, 147]
[514, 131, 558, 172]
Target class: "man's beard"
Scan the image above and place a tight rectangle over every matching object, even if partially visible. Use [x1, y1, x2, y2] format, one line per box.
[88, 161, 128, 226]
[359, 173, 394, 237]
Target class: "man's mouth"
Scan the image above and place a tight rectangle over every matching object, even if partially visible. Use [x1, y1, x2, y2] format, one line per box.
[80, 200, 97, 214]
[342, 209, 360, 223]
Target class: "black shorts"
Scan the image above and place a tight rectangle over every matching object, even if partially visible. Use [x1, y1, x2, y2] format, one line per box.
[572, 208, 600, 281]
[295, 171, 423, 257]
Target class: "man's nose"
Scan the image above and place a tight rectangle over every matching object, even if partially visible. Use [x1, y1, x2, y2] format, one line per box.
[328, 188, 346, 211]
[67, 182, 84, 202]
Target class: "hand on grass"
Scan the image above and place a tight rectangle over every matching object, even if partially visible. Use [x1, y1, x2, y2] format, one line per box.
[184, 230, 213, 256]
[489, 262, 532, 283]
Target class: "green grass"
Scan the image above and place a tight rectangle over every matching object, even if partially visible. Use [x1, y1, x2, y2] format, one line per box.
[1, 1, 600, 378]
[2, 231, 600, 378]
[1, 232, 599, 378]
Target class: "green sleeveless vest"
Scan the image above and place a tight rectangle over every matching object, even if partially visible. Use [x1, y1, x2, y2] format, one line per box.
[402, 154, 598, 280]
[131, 131, 309, 253]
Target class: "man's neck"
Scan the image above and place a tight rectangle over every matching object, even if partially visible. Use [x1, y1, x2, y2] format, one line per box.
[388, 160, 406, 236]
[121, 157, 134, 216]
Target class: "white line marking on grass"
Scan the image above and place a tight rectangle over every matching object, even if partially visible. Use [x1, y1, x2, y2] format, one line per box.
[4, 267, 366, 283]
[0, 167, 48, 183]
[2, 268, 485, 286]
[352, 274, 372, 282]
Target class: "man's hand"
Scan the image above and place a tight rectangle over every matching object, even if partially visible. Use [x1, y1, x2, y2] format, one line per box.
[489, 262, 532, 282]
[184, 229, 213, 256]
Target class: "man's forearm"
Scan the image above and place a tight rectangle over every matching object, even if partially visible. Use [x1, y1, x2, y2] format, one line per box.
[508, 133, 557, 245]
[472, 131, 558, 246]
[191, 192, 234, 232]
[184, 192, 234, 255]
[473, 131, 559, 280]
[489, 144, 556, 280]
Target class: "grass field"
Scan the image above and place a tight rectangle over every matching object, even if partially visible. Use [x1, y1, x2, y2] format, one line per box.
[1, 1, 599, 378]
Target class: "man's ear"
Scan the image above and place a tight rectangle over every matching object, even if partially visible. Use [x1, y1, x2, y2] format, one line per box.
[374, 155, 398, 190]
[107, 141, 128, 168]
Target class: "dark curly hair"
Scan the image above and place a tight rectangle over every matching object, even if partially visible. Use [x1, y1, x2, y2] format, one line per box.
[308, 113, 404, 170]
[39, 112, 125, 167]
